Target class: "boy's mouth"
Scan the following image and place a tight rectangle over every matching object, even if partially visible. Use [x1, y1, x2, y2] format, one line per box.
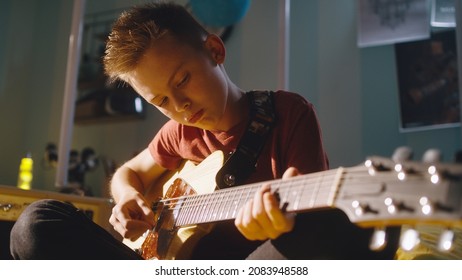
[187, 109, 204, 124]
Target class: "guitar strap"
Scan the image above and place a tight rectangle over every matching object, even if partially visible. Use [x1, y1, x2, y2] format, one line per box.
[215, 90, 276, 189]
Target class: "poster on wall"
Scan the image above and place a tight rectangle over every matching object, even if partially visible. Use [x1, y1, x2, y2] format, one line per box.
[357, 0, 430, 47]
[431, 0, 456, 27]
[395, 29, 460, 131]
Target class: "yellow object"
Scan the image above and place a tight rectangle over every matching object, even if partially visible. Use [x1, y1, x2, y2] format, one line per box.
[17, 154, 33, 190]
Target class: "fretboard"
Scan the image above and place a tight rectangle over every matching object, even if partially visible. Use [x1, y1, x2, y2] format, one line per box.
[161, 168, 344, 227]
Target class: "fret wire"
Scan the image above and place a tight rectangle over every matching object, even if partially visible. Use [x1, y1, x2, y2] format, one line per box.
[193, 193, 203, 225]
[162, 167, 408, 225]
[162, 169, 339, 206]
[208, 189, 219, 222]
[207, 189, 221, 221]
[224, 188, 236, 219]
[218, 190, 226, 220]
[178, 196, 186, 226]
[278, 179, 288, 208]
[165, 166, 379, 201]
[176, 197, 186, 227]
[180, 196, 189, 226]
[309, 171, 322, 208]
[175, 197, 184, 226]
[184, 196, 195, 226]
[232, 185, 244, 218]
[165, 174, 339, 218]
[168, 181, 335, 214]
[204, 192, 215, 223]
[197, 192, 209, 224]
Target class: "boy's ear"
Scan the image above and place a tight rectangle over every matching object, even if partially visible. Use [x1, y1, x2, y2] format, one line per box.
[204, 34, 226, 64]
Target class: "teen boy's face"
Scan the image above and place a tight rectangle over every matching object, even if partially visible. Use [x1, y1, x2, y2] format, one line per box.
[128, 34, 231, 131]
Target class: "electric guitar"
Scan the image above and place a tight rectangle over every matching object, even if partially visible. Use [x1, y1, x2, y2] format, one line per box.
[123, 150, 462, 259]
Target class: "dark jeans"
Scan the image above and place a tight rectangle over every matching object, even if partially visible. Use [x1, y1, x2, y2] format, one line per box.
[10, 199, 399, 260]
[10, 199, 141, 260]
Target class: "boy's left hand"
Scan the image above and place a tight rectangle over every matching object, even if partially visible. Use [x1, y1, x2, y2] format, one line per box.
[234, 167, 298, 240]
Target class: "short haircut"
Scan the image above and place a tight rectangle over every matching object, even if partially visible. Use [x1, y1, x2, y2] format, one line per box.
[103, 2, 209, 83]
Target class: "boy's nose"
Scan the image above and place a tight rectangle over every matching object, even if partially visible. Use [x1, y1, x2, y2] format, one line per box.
[173, 97, 190, 112]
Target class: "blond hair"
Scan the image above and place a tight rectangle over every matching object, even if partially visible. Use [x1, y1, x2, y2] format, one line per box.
[103, 2, 208, 83]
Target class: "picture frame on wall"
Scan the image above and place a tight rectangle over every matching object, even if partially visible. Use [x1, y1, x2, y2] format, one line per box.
[357, 0, 430, 47]
[395, 29, 460, 131]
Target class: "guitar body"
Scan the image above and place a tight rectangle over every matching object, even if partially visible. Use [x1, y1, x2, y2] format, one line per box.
[123, 151, 225, 259]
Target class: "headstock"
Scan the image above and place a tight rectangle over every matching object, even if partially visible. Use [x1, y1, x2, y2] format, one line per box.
[334, 147, 462, 254]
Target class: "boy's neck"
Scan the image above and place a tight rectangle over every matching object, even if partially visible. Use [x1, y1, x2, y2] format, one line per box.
[217, 84, 249, 132]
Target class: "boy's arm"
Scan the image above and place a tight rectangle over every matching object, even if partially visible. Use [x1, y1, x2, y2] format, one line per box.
[109, 148, 167, 241]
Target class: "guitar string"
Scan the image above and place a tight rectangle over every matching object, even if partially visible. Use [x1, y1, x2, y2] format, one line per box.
[166, 170, 426, 213]
[175, 168, 346, 226]
[160, 168, 430, 226]
[162, 165, 394, 207]
[174, 175, 430, 227]
[174, 177, 425, 226]
[174, 173, 334, 226]
[172, 167, 416, 226]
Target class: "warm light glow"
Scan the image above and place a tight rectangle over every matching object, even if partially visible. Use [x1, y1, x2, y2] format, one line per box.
[438, 230, 454, 252]
[369, 228, 387, 251]
[431, 174, 439, 184]
[400, 229, 420, 251]
[441, 240, 452, 251]
[384, 197, 393, 206]
[421, 204, 432, 215]
[419, 197, 429, 205]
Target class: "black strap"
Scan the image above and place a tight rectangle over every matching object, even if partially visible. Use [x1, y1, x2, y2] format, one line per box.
[215, 91, 276, 188]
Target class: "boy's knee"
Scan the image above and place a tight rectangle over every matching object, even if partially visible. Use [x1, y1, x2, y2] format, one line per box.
[10, 199, 76, 259]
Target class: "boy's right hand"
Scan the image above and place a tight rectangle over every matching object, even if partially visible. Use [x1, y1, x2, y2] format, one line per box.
[109, 190, 156, 241]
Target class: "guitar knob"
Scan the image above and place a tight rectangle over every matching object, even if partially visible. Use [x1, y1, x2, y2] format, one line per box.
[400, 228, 420, 251]
[422, 148, 442, 164]
[384, 197, 397, 214]
[223, 173, 236, 187]
[369, 227, 387, 251]
[351, 200, 364, 216]
[437, 229, 455, 252]
[419, 197, 433, 215]
[351, 200, 379, 216]
[392, 146, 413, 162]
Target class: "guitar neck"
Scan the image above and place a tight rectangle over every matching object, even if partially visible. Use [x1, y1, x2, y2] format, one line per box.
[163, 168, 344, 227]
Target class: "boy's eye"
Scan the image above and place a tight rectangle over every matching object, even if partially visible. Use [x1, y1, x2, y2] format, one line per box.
[152, 96, 168, 107]
[177, 74, 189, 88]
[158, 97, 168, 107]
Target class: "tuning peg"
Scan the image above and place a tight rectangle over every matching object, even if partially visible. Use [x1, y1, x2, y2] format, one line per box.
[392, 146, 413, 162]
[369, 227, 387, 251]
[422, 148, 442, 164]
[400, 228, 420, 251]
[437, 229, 455, 252]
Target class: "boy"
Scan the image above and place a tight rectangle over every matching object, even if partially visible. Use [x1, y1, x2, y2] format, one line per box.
[10, 2, 398, 259]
